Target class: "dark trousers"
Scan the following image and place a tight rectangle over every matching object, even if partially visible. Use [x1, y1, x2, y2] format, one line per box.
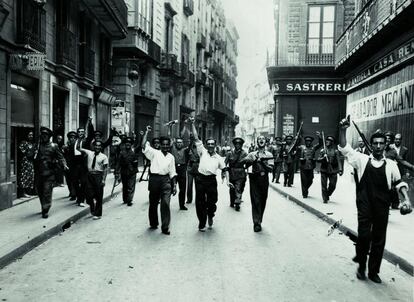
[321, 172, 338, 201]
[72, 164, 88, 204]
[195, 174, 218, 228]
[65, 169, 75, 197]
[176, 166, 187, 208]
[85, 172, 104, 217]
[300, 169, 314, 197]
[272, 162, 282, 182]
[229, 178, 246, 206]
[356, 199, 389, 275]
[284, 163, 295, 186]
[187, 171, 196, 203]
[249, 173, 269, 225]
[36, 174, 55, 213]
[121, 173, 137, 203]
[148, 175, 172, 230]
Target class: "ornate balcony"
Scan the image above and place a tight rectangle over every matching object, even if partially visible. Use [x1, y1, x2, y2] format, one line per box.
[160, 52, 180, 75]
[148, 40, 161, 65]
[275, 43, 334, 66]
[56, 26, 76, 71]
[82, 0, 128, 39]
[16, 0, 46, 52]
[336, 0, 414, 67]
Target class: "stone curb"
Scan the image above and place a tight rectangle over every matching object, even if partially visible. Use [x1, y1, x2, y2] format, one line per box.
[270, 183, 414, 277]
[0, 185, 123, 270]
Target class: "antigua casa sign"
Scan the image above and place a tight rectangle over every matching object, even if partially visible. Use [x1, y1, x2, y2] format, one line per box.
[272, 80, 346, 95]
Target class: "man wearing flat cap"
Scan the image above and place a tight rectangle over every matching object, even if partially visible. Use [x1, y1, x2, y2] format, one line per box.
[298, 132, 322, 198]
[317, 135, 342, 203]
[34, 127, 68, 218]
[269, 137, 283, 183]
[115, 137, 139, 206]
[224, 137, 248, 211]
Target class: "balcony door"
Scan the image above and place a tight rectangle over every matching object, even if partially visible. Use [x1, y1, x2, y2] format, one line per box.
[306, 5, 335, 65]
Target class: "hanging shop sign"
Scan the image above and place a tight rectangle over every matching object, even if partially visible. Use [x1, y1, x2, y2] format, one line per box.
[10, 53, 45, 71]
[348, 78, 414, 123]
[272, 80, 346, 95]
[111, 100, 126, 133]
[347, 37, 414, 89]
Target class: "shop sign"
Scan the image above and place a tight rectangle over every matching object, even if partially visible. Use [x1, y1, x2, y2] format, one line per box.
[282, 113, 295, 135]
[347, 38, 414, 89]
[348, 78, 414, 123]
[111, 100, 126, 133]
[272, 80, 346, 95]
[10, 53, 45, 71]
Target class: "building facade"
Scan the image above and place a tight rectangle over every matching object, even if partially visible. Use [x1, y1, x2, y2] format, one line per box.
[267, 0, 355, 139]
[0, 0, 128, 209]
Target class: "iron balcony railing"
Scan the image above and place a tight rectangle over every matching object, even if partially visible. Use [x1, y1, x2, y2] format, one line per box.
[160, 52, 180, 74]
[79, 44, 95, 80]
[275, 43, 335, 66]
[56, 26, 76, 70]
[336, 0, 413, 66]
[17, 0, 46, 53]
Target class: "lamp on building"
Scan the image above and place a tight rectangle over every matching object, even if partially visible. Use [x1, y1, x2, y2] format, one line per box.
[128, 64, 140, 88]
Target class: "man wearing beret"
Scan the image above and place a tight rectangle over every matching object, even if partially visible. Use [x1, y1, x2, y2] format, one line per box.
[317, 135, 343, 203]
[33, 127, 68, 218]
[298, 133, 322, 198]
[115, 137, 139, 206]
[225, 137, 247, 211]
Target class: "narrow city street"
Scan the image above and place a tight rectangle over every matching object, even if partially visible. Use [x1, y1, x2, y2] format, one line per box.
[0, 180, 411, 302]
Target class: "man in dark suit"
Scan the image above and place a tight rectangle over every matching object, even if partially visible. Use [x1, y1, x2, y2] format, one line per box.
[394, 133, 409, 176]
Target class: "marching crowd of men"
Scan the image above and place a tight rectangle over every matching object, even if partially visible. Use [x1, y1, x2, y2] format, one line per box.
[29, 115, 413, 283]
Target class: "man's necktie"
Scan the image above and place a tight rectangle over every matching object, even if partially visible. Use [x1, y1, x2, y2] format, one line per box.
[92, 154, 97, 170]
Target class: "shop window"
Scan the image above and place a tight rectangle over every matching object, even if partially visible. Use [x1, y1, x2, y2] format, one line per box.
[16, 0, 46, 52]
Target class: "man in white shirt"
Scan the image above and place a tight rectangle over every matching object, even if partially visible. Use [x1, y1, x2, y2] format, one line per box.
[188, 118, 227, 232]
[77, 140, 108, 220]
[338, 116, 411, 284]
[142, 126, 177, 235]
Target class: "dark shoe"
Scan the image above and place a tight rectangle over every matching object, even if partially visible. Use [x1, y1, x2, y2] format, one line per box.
[352, 255, 359, 263]
[161, 229, 170, 235]
[302, 195, 308, 198]
[69, 196, 76, 201]
[180, 206, 188, 211]
[230, 203, 234, 208]
[287, 184, 292, 187]
[275, 181, 280, 184]
[356, 266, 366, 280]
[42, 212, 48, 219]
[283, 184, 287, 187]
[254, 224, 262, 232]
[235, 204, 240, 211]
[199, 226, 206, 232]
[208, 216, 213, 228]
[149, 225, 158, 230]
[186, 200, 192, 204]
[368, 273, 382, 283]
[127, 202, 133, 206]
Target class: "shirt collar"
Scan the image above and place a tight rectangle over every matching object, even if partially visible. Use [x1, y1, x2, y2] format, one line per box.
[370, 153, 386, 162]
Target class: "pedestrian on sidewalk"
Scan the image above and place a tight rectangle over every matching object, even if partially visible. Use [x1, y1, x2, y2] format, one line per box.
[240, 135, 274, 232]
[115, 137, 139, 206]
[62, 131, 78, 200]
[34, 127, 68, 218]
[18, 130, 35, 198]
[225, 137, 247, 211]
[188, 118, 227, 232]
[54, 134, 66, 187]
[141, 126, 177, 235]
[170, 137, 189, 211]
[77, 139, 109, 220]
[338, 117, 411, 284]
[298, 133, 322, 198]
[269, 137, 283, 183]
[317, 135, 343, 203]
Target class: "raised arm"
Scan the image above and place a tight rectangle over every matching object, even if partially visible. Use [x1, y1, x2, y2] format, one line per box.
[188, 117, 200, 142]
[339, 116, 350, 148]
[141, 126, 151, 150]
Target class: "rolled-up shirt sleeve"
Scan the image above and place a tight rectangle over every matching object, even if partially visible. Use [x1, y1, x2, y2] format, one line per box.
[389, 160, 409, 191]
[195, 141, 206, 157]
[168, 155, 177, 179]
[338, 143, 364, 171]
[142, 141, 155, 161]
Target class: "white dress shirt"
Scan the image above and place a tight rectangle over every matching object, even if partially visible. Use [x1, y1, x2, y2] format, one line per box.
[82, 149, 108, 172]
[142, 142, 176, 179]
[196, 141, 225, 176]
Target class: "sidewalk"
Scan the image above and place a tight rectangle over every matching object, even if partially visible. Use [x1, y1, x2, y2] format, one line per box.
[270, 163, 414, 276]
[0, 173, 123, 269]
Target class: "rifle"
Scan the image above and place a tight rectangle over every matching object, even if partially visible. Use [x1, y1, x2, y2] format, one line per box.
[287, 121, 303, 154]
[139, 161, 150, 182]
[352, 120, 373, 154]
[110, 176, 121, 199]
[321, 131, 329, 162]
